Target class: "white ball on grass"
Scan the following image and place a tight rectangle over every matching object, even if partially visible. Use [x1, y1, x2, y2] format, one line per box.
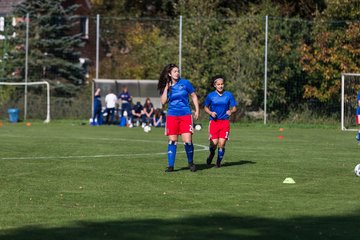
[195, 124, 202, 131]
[354, 164, 360, 176]
[144, 125, 151, 133]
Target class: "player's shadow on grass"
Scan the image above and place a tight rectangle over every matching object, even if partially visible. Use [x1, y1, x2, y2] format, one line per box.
[178, 160, 256, 171]
[1, 212, 360, 240]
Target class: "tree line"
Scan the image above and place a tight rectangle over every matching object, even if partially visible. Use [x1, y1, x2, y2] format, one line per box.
[0, 0, 359, 121]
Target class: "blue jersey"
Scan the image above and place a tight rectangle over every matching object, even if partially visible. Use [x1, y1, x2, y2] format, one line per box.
[167, 78, 195, 116]
[119, 91, 131, 103]
[204, 91, 237, 120]
[357, 92, 360, 115]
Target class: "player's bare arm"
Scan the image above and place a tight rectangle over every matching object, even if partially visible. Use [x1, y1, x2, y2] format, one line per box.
[160, 84, 169, 105]
[204, 106, 217, 118]
[226, 106, 237, 116]
[191, 92, 199, 120]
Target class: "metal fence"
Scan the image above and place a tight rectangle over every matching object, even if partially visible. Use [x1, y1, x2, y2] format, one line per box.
[0, 14, 358, 125]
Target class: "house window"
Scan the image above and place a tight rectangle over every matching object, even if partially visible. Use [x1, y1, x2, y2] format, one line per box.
[80, 17, 89, 39]
[0, 17, 4, 40]
[0, 17, 4, 31]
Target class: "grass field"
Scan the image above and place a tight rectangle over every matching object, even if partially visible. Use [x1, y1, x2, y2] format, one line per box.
[0, 121, 360, 240]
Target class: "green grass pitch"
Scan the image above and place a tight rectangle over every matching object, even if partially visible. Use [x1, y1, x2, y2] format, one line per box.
[0, 121, 360, 239]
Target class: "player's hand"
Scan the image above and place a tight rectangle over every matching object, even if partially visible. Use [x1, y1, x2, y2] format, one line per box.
[211, 112, 217, 118]
[226, 110, 231, 116]
[194, 111, 199, 120]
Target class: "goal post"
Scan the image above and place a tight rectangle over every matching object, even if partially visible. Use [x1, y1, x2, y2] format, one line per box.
[341, 73, 360, 131]
[0, 81, 51, 123]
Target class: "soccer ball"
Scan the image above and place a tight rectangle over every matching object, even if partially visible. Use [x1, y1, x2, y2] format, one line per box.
[354, 164, 360, 176]
[195, 124, 202, 131]
[144, 125, 151, 133]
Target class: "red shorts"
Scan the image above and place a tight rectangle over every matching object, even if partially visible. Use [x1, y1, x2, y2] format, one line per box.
[165, 115, 193, 135]
[357, 115, 360, 125]
[208, 120, 230, 140]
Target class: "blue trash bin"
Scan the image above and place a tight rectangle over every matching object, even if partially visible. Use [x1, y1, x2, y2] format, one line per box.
[8, 108, 19, 123]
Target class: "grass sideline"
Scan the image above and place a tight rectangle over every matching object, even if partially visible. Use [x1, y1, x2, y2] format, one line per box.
[0, 120, 360, 240]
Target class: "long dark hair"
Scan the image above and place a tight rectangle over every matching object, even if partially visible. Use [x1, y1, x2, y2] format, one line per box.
[144, 97, 152, 108]
[158, 63, 178, 94]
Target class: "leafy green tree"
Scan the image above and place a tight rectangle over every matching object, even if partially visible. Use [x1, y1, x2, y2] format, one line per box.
[99, 19, 177, 79]
[92, 0, 358, 123]
[178, 0, 230, 101]
[10, 0, 85, 85]
[274, 0, 326, 19]
[265, 17, 313, 121]
[92, 0, 177, 18]
[300, 0, 360, 103]
[0, 16, 16, 80]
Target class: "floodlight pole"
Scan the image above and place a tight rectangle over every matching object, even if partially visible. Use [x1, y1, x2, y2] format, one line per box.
[93, 14, 100, 117]
[24, 13, 29, 121]
[96, 14, 100, 81]
[179, 15, 182, 75]
[341, 73, 345, 130]
[263, 15, 268, 125]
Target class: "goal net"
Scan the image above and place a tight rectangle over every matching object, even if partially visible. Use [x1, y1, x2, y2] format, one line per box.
[0, 81, 50, 123]
[341, 73, 360, 131]
[92, 79, 160, 116]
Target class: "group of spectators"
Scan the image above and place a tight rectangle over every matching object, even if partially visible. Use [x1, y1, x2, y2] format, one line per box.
[91, 86, 165, 128]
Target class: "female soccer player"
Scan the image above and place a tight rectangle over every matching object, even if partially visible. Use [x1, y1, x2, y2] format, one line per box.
[204, 75, 237, 167]
[356, 91, 360, 143]
[158, 63, 199, 172]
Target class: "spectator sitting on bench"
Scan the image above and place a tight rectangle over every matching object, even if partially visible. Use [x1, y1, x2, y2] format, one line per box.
[143, 97, 154, 127]
[131, 101, 146, 127]
[153, 108, 165, 127]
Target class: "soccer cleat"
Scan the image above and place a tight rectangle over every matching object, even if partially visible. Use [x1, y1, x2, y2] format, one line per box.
[215, 161, 221, 168]
[206, 153, 215, 165]
[165, 166, 174, 172]
[189, 163, 197, 172]
[356, 132, 360, 142]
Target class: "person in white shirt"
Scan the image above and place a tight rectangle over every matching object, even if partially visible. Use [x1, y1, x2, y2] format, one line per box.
[105, 89, 118, 125]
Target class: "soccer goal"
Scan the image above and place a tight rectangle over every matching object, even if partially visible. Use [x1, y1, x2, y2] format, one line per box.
[341, 73, 360, 131]
[0, 81, 51, 123]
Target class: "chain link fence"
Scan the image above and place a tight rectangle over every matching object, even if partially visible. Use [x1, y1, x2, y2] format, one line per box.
[0, 14, 358, 124]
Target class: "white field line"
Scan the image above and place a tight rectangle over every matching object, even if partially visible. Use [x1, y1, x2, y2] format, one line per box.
[1, 137, 208, 160]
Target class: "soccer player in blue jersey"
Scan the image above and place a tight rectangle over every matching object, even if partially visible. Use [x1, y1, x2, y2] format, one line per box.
[158, 63, 199, 172]
[356, 91, 360, 143]
[204, 75, 237, 167]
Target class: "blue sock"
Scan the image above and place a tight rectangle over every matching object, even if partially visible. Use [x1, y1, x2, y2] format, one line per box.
[184, 142, 194, 164]
[167, 141, 177, 167]
[208, 144, 216, 160]
[358, 131, 360, 141]
[217, 148, 225, 164]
